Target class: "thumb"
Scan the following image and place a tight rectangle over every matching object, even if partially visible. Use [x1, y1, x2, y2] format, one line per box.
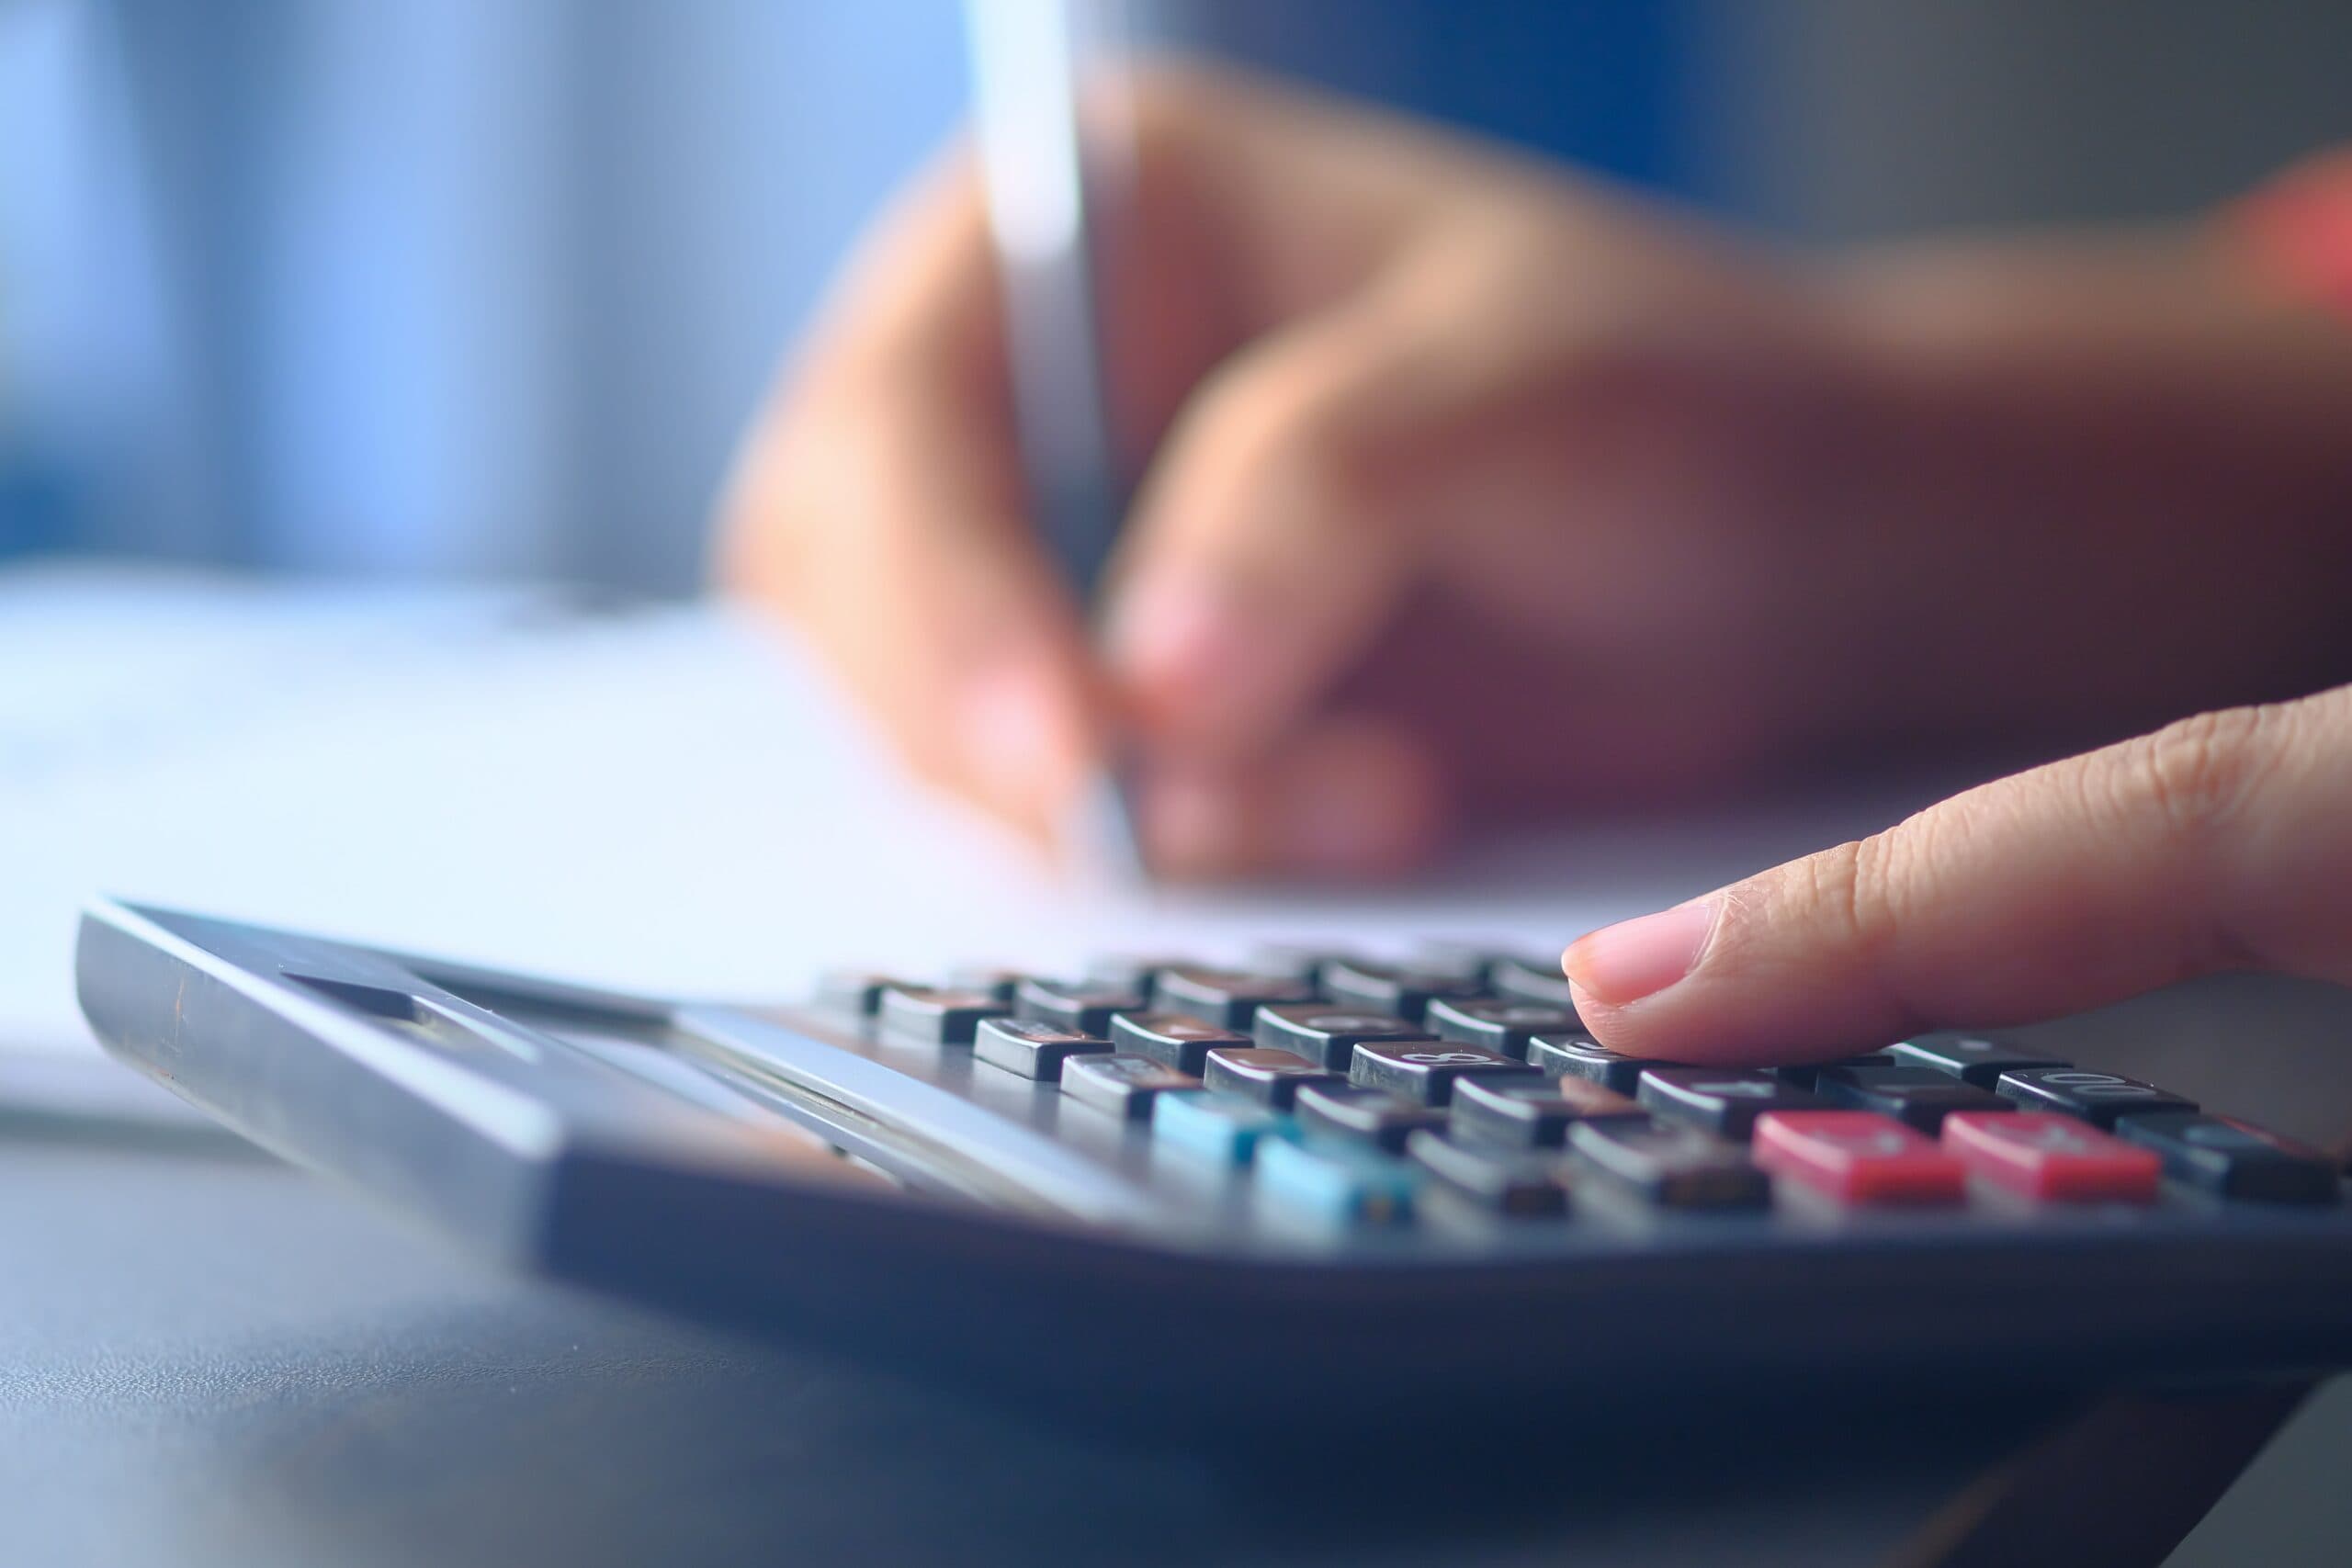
[1565, 685, 2352, 1065]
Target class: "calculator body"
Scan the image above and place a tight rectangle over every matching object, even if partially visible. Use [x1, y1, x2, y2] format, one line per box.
[74, 900, 2352, 1422]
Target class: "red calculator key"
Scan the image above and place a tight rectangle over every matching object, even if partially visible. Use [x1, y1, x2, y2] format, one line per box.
[1941, 1111, 2163, 1203]
[1752, 1111, 1966, 1205]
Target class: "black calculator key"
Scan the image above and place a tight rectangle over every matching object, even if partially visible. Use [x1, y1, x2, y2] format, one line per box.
[1108, 1011, 1251, 1075]
[1526, 1034, 1659, 1094]
[1253, 1004, 1433, 1069]
[878, 986, 1011, 1043]
[1059, 1054, 1201, 1120]
[1293, 1084, 1448, 1153]
[1995, 1066, 2197, 1128]
[1322, 960, 1487, 1024]
[974, 1017, 1114, 1081]
[1448, 1076, 1645, 1148]
[1425, 998, 1583, 1060]
[1350, 1042, 1539, 1107]
[1016, 977, 1148, 1037]
[1889, 1035, 2067, 1089]
[815, 971, 908, 1018]
[1405, 1130, 1570, 1216]
[1567, 1118, 1770, 1210]
[2115, 1111, 2341, 1203]
[1202, 1046, 1343, 1109]
[1816, 1066, 2009, 1132]
[1637, 1068, 1824, 1141]
[1249, 945, 1367, 987]
[1488, 955, 1579, 1010]
[1770, 1052, 1894, 1089]
[1081, 955, 1193, 999]
[1153, 967, 1320, 1031]
[948, 967, 1026, 1004]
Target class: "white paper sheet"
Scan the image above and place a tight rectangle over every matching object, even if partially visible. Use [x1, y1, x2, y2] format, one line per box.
[2, 563, 1944, 1056]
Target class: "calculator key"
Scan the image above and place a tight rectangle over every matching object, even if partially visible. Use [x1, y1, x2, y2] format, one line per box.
[1447, 1077, 1645, 1148]
[1108, 1011, 1251, 1075]
[947, 967, 1026, 1004]
[2114, 1112, 2342, 1204]
[1015, 977, 1148, 1037]
[1253, 1004, 1435, 1069]
[1770, 1052, 1894, 1089]
[1255, 1137, 1419, 1224]
[1059, 1054, 1201, 1120]
[1995, 1067, 2197, 1128]
[1292, 1084, 1448, 1153]
[878, 986, 1011, 1043]
[1637, 1068, 1825, 1140]
[1526, 1034, 1657, 1094]
[1751, 1111, 1966, 1205]
[1350, 1042, 1541, 1106]
[1153, 967, 1321, 1031]
[1816, 1066, 2009, 1132]
[1889, 1035, 2067, 1089]
[1487, 955, 1580, 1010]
[1939, 1111, 2162, 1203]
[1322, 960, 1488, 1024]
[1566, 1119, 1770, 1210]
[1151, 1091, 1295, 1166]
[1082, 955, 1194, 999]
[1405, 1130, 1571, 1217]
[1425, 998, 1584, 1060]
[814, 971, 908, 1018]
[1202, 1046, 1343, 1109]
[1249, 944, 1367, 987]
[973, 1017, 1114, 1081]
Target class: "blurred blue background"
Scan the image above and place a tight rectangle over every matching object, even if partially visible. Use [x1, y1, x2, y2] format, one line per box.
[5, 0, 2349, 591]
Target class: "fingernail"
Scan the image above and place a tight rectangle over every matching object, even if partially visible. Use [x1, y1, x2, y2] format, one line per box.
[959, 664, 1084, 823]
[1563, 898, 1721, 1007]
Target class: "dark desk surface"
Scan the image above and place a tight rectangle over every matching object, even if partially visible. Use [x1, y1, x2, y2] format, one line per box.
[6, 973, 2351, 1568]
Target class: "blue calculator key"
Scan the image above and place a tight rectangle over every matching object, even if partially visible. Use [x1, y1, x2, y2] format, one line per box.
[2114, 1111, 2342, 1203]
[1255, 1137, 1420, 1224]
[1151, 1090, 1295, 1166]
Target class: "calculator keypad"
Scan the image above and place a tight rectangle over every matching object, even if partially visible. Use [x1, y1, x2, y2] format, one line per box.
[829, 955, 2339, 1241]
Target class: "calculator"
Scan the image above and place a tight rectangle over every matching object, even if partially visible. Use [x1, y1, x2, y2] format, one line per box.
[74, 899, 2352, 1420]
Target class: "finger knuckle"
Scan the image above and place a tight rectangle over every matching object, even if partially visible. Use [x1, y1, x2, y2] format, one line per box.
[2118, 705, 2275, 844]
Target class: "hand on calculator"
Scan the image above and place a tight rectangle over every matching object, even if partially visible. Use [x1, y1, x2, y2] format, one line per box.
[718, 65, 2352, 1051]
